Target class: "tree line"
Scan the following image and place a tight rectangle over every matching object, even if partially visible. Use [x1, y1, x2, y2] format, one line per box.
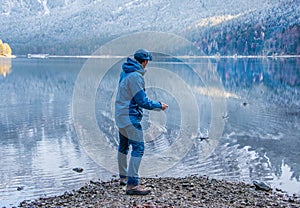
[193, 23, 299, 56]
[192, 1, 299, 56]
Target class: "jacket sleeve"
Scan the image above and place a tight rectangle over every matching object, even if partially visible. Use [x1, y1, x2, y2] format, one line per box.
[134, 90, 162, 110]
[129, 73, 162, 110]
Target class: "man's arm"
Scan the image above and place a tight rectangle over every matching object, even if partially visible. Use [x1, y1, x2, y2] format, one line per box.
[129, 73, 167, 111]
[133, 90, 162, 110]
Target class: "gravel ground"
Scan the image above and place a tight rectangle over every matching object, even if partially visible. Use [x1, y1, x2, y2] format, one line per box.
[19, 176, 300, 208]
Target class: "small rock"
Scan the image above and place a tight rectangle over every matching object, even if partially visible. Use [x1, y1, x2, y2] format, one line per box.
[199, 136, 209, 141]
[253, 180, 272, 192]
[17, 186, 24, 191]
[288, 198, 295, 203]
[209, 178, 218, 185]
[72, 167, 84, 173]
[181, 183, 190, 188]
[241, 201, 247, 205]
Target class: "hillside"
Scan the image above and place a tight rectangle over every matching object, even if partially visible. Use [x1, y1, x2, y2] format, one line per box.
[0, 0, 299, 55]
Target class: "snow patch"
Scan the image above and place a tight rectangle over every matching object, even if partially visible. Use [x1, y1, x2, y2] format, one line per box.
[193, 12, 245, 28]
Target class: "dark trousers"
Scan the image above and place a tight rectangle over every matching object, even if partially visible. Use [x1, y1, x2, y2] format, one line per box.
[117, 123, 144, 186]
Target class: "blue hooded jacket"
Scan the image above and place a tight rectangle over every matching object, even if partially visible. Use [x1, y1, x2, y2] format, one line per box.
[115, 57, 162, 128]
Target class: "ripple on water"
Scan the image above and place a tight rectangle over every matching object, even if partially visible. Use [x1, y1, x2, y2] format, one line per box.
[0, 105, 109, 207]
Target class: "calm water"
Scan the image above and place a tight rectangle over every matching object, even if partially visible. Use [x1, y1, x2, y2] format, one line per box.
[0, 57, 299, 206]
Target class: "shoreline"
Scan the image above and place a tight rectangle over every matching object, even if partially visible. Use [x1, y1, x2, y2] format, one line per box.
[0, 55, 16, 58]
[19, 175, 300, 208]
[11, 54, 300, 59]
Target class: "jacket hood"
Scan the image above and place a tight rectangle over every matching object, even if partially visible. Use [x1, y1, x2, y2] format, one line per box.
[122, 57, 145, 75]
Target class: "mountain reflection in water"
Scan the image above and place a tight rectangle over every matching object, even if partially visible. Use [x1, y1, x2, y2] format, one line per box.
[0, 57, 299, 206]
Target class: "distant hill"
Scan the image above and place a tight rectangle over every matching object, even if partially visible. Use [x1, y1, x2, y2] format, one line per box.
[0, 0, 299, 55]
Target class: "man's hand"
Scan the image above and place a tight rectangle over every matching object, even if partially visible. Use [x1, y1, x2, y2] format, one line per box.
[161, 102, 168, 111]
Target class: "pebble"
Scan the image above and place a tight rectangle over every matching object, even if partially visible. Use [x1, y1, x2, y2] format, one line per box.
[253, 180, 272, 191]
[72, 167, 84, 173]
[19, 176, 300, 208]
[17, 186, 24, 191]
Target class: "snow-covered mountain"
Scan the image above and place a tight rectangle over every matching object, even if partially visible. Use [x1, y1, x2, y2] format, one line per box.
[0, 0, 299, 55]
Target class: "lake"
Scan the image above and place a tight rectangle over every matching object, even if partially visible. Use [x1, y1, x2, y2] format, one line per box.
[0, 57, 299, 206]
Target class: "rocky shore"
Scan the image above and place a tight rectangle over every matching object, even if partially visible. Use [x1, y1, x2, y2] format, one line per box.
[19, 176, 300, 208]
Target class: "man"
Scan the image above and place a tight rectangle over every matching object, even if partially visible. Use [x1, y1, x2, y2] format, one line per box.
[115, 49, 168, 195]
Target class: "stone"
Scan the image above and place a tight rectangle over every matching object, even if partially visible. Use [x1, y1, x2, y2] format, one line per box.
[72, 167, 84, 173]
[18, 176, 300, 207]
[253, 180, 272, 192]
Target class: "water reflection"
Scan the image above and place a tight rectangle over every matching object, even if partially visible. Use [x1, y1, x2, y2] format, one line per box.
[0, 58, 110, 207]
[0, 57, 299, 206]
[212, 57, 300, 194]
[94, 56, 299, 195]
[0, 58, 12, 78]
